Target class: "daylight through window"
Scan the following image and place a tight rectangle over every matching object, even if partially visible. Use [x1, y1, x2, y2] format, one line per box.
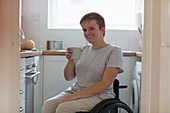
[48, 0, 136, 29]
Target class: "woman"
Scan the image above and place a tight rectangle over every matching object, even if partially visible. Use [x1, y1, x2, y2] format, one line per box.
[42, 12, 124, 113]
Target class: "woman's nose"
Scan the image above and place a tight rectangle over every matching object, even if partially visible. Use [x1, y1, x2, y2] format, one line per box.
[85, 30, 90, 35]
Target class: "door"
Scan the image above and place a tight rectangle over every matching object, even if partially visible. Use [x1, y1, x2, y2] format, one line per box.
[0, 0, 20, 113]
[141, 0, 170, 112]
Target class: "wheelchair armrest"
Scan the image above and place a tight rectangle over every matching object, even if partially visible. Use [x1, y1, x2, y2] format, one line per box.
[119, 84, 127, 89]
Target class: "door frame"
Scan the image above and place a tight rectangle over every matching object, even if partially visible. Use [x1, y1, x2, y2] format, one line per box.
[141, 0, 170, 112]
[141, 0, 161, 112]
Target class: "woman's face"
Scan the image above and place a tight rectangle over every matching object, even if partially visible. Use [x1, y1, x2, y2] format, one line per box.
[81, 19, 105, 44]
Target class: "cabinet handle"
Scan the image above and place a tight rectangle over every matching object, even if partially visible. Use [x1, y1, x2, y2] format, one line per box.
[25, 71, 40, 85]
[20, 67, 24, 71]
[20, 107, 23, 112]
[25, 71, 40, 79]
[20, 90, 23, 94]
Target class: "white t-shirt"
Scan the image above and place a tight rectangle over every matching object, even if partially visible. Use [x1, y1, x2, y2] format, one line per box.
[71, 44, 124, 97]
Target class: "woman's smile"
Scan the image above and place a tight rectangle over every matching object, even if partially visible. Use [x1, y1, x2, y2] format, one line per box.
[86, 35, 94, 40]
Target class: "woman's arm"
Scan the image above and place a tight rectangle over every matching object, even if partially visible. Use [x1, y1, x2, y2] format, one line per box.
[64, 49, 76, 81]
[59, 67, 119, 103]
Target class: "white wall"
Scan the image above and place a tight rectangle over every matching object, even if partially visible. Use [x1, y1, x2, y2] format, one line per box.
[22, 0, 141, 52]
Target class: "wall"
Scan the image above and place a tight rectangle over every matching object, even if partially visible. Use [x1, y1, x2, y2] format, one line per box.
[22, 0, 141, 52]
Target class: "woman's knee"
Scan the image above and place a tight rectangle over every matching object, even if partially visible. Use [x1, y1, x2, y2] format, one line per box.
[42, 99, 58, 113]
[43, 99, 52, 108]
[56, 102, 74, 113]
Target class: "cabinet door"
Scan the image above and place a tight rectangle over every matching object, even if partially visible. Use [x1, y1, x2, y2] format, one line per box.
[20, 58, 26, 113]
[33, 56, 43, 113]
[43, 55, 76, 102]
[117, 56, 141, 106]
[20, 58, 25, 80]
[20, 58, 26, 102]
[117, 57, 131, 106]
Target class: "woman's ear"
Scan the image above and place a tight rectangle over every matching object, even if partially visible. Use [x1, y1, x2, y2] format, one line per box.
[101, 27, 105, 36]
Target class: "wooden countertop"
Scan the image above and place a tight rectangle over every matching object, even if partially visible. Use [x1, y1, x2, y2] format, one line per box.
[42, 50, 142, 56]
[20, 50, 142, 58]
[136, 52, 142, 57]
[20, 50, 43, 58]
[42, 50, 67, 55]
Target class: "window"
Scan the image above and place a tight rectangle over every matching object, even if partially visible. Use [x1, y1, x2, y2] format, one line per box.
[48, 0, 136, 29]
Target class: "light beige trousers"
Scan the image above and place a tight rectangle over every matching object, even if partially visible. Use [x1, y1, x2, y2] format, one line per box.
[42, 90, 110, 113]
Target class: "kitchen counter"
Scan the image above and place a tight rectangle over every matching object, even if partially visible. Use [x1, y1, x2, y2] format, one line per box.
[20, 50, 43, 58]
[20, 50, 142, 58]
[42, 50, 142, 56]
[136, 52, 142, 57]
[42, 50, 67, 55]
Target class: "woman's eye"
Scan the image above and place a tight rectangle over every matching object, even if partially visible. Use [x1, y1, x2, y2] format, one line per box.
[90, 28, 94, 30]
[83, 29, 86, 32]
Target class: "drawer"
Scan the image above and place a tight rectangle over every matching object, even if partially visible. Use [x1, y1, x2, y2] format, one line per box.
[44, 55, 67, 62]
[19, 79, 25, 102]
[20, 58, 25, 66]
[20, 100, 25, 113]
[20, 58, 25, 80]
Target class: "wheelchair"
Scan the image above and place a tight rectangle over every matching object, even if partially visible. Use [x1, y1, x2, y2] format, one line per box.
[76, 79, 133, 113]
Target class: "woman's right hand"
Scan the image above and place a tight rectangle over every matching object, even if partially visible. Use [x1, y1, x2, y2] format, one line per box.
[64, 48, 76, 81]
[66, 48, 74, 61]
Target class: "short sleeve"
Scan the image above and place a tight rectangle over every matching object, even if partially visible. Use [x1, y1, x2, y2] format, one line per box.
[106, 47, 124, 74]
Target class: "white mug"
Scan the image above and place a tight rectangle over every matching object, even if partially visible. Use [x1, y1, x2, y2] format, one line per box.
[69, 47, 81, 60]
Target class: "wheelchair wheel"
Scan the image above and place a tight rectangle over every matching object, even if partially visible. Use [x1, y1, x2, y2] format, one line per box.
[90, 99, 133, 113]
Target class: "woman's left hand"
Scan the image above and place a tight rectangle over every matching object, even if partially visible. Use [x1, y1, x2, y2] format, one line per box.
[58, 94, 79, 106]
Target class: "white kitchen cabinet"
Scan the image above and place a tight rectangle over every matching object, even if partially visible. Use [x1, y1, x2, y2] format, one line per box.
[33, 56, 43, 113]
[20, 56, 42, 113]
[117, 56, 141, 108]
[43, 55, 76, 103]
[20, 58, 26, 113]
